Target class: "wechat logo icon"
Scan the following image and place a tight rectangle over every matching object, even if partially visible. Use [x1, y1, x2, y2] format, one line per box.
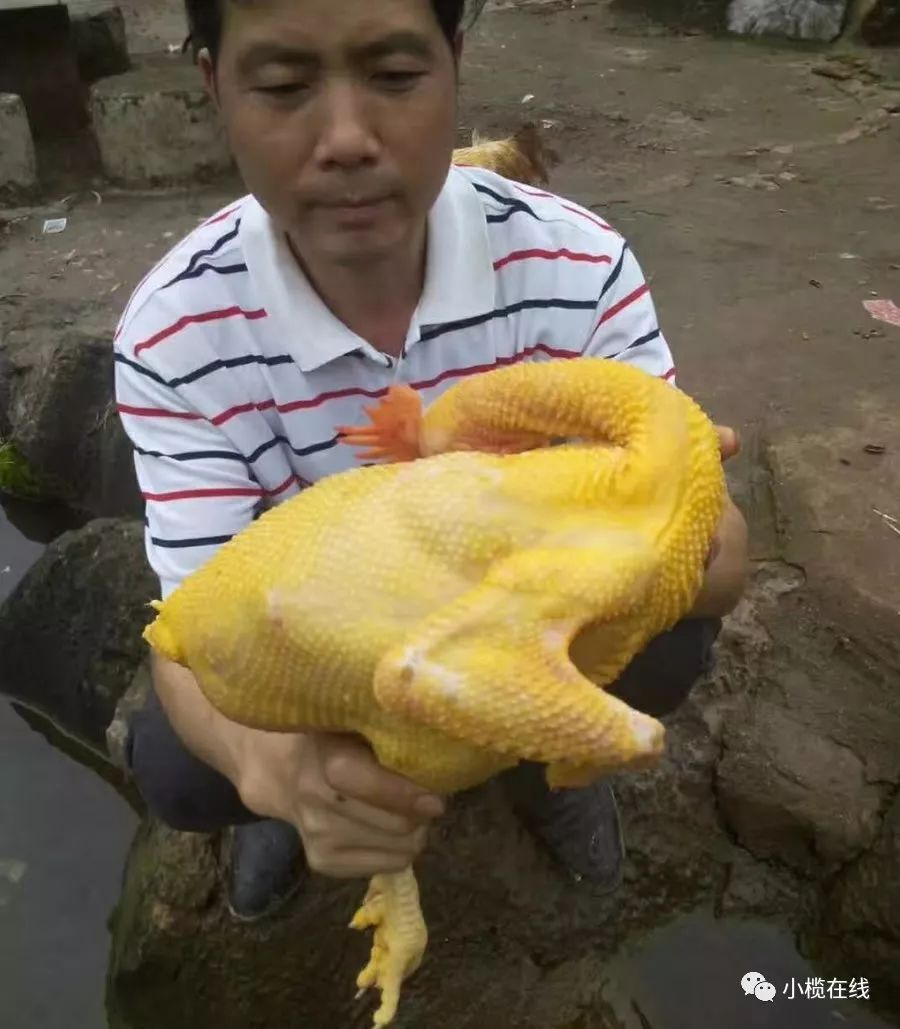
[742, 973, 776, 1002]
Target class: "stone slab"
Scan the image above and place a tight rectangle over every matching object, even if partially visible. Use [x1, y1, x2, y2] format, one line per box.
[70, 1, 131, 83]
[766, 406, 900, 628]
[726, 0, 849, 40]
[89, 56, 233, 186]
[0, 92, 37, 191]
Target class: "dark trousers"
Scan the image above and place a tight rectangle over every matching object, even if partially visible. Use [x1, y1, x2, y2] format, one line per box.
[126, 618, 721, 834]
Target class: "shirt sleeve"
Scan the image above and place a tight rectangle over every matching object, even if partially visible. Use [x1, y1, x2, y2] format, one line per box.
[581, 237, 676, 385]
[113, 334, 260, 600]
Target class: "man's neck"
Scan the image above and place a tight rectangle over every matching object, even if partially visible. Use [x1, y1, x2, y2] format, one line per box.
[287, 232, 426, 360]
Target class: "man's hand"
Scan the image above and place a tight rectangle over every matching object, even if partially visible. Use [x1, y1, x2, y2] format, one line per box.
[235, 729, 446, 878]
[150, 653, 445, 880]
[689, 424, 748, 618]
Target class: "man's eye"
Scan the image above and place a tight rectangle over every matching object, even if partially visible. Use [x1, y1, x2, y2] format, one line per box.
[374, 70, 424, 90]
[257, 83, 308, 97]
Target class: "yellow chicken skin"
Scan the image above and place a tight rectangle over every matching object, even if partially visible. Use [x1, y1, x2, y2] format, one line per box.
[143, 357, 726, 1026]
[452, 122, 555, 186]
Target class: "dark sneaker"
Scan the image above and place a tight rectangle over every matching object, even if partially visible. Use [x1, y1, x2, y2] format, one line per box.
[503, 761, 625, 892]
[226, 819, 307, 922]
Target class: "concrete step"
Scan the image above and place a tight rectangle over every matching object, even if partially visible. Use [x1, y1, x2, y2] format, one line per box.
[69, 0, 131, 83]
[0, 93, 38, 194]
[88, 54, 233, 187]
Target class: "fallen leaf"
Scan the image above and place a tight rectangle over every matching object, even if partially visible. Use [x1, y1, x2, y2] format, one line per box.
[810, 279, 822, 288]
[863, 298, 900, 328]
[864, 444, 886, 454]
[0, 860, 27, 885]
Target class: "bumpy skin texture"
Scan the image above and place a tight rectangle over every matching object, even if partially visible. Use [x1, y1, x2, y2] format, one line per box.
[143, 357, 726, 1026]
[452, 124, 553, 186]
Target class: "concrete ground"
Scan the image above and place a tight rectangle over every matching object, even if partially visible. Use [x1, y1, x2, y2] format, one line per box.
[7, 0, 899, 606]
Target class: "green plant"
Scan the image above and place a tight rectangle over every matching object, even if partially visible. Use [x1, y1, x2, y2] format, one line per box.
[0, 440, 55, 501]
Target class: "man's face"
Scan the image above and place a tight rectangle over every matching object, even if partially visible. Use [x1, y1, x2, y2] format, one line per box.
[205, 0, 459, 268]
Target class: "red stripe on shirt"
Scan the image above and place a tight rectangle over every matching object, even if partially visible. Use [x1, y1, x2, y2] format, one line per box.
[562, 204, 614, 234]
[143, 473, 298, 503]
[513, 184, 554, 199]
[122, 345, 656, 432]
[663, 367, 676, 381]
[211, 398, 276, 426]
[114, 257, 171, 341]
[493, 249, 613, 271]
[410, 343, 581, 392]
[510, 183, 615, 234]
[117, 403, 202, 421]
[278, 385, 396, 416]
[208, 345, 581, 426]
[143, 485, 263, 501]
[598, 284, 650, 326]
[203, 205, 241, 227]
[133, 307, 267, 357]
[114, 214, 242, 341]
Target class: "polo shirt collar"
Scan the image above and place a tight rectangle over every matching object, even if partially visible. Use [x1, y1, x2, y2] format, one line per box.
[239, 166, 495, 373]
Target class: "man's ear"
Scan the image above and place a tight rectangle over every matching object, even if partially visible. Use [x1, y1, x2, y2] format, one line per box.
[197, 47, 220, 109]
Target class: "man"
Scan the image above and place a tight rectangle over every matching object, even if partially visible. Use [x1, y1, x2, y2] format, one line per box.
[114, 0, 748, 924]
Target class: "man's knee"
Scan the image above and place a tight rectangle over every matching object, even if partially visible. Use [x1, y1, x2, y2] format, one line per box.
[607, 617, 722, 718]
[126, 689, 256, 834]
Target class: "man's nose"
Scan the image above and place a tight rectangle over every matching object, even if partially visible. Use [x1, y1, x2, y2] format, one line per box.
[312, 82, 379, 169]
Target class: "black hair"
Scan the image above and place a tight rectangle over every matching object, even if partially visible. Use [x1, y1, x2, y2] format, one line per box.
[183, 0, 468, 62]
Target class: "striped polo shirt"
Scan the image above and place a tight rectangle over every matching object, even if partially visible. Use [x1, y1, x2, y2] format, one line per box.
[113, 164, 675, 600]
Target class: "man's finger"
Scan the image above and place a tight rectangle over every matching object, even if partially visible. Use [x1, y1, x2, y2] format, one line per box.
[327, 794, 422, 837]
[311, 849, 417, 880]
[716, 425, 740, 461]
[321, 734, 446, 821]
[309, 809, 427, 855]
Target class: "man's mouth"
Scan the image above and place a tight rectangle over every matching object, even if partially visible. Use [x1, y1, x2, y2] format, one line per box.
[319, 194, 392, 210]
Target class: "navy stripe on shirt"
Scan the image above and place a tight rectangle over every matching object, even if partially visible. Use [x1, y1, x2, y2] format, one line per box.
[149, 531, 235, 549]
[473, 183, 539, 224]
[163, 221, 242, 289]
[625, 328, 662, 352]
[600, 244, 627, 301]
[117, 299, 597, 389]
[420, 297, 597, 343]
[166, 261, 249, 287]
[134, 432, 341, 467]
[115, 350, 295, 388]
